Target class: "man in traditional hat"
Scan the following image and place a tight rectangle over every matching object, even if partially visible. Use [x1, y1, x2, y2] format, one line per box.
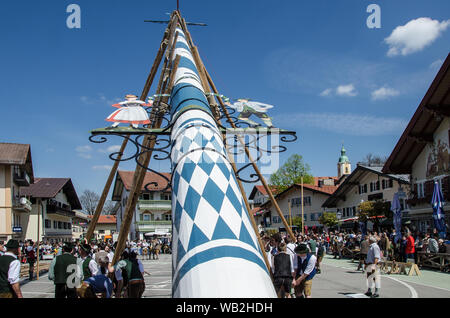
[292, 243, 317, 298]
[25, 240, 36, 281]
[78, 243, 98, 280]
[364, 236, 381, 298]
[0, 240, 23, 298]
[48, 242, 78, 298]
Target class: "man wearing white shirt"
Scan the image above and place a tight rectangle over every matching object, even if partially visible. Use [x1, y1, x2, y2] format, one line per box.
[0, 240, 23, 298]
[292, 243, 317, 298]
[79, 244, 98, 280]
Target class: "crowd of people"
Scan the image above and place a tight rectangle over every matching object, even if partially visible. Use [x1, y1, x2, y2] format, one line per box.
[0, 237, 171, 299]
[260, 226, 450, 298]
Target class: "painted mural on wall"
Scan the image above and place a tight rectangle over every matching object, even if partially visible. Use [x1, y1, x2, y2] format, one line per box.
[426, 139, 450, 178]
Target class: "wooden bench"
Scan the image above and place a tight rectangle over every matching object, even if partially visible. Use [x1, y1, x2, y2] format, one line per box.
[417, 251, 450, 272]
[341, 247, 360, 261]
[379, 260, 421, 276]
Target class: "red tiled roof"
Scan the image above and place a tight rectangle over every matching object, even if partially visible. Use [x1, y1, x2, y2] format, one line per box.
[295, 183, 338, 195]
[255, 185, 267, 196]
[118, 170, 171, 192]
[88, 215, 116, 224]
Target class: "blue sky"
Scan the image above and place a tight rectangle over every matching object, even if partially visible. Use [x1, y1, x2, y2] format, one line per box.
[1, 0, 449, 200]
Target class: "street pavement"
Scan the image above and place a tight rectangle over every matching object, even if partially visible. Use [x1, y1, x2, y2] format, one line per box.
[315, 254, 450, 298]
[19, 253, 450, 298]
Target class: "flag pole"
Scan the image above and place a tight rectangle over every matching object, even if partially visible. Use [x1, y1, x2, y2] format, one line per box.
[36, 199, 40, 280]
[289, 199, 292, 228]
[301, 177, 304, 236]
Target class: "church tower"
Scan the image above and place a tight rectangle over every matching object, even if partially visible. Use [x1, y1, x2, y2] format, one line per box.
[338, 145, 351, 179]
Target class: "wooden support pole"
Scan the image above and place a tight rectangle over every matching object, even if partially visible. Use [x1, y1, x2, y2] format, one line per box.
[85, 14, 174, 243]
[112, 17, 180, 265]
[204, 68, 296, 241]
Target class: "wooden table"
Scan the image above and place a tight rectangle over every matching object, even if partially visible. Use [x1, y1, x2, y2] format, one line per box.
[417, 251, 450, 272]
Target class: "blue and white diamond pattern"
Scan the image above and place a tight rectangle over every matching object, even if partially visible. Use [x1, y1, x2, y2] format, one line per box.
[169, 25, 275, 297]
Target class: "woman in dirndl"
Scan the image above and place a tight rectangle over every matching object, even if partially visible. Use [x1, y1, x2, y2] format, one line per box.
[106, 94, 152, 128]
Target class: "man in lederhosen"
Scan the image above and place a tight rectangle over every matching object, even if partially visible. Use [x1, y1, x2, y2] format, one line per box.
[78, 243, 98, 280]
[48, 242, 78, 298]
[292, 243, 317, 298]
[0, 240, 23, 298]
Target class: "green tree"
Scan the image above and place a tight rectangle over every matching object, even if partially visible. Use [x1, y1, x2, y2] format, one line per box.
[357, 200, 391, 231]
[291, 216, 304, 229]
[318, 212, 338, 228]
[270, 154, 314, 193]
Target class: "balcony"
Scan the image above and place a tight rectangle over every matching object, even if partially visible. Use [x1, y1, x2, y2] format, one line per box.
[12, 197, 32, 213]
[136, 220, 172, 233]
[137, 200, 171, 211]
[46, 200, 75, 217]
[13, 167, 30, 187]
[136, 220, 172, 226]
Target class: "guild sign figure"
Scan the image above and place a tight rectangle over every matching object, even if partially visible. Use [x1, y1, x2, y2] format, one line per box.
[106, 94, 152, 128]
[225, 98, 274, 128]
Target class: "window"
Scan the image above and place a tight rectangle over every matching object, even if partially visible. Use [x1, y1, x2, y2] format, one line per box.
[63, 222, 67, 229]
[272, 216, 281, 223]
[310, 213, 316, 221]
[359, 184, 368, 194]
[304, 197, 311, 206]
[45, 219, 51, 229]
[163, 194, 171, 201]
[58, 221, 62, 229]
[143, 214, 150, 221]
[53, 220, 57, 229]
[68, 223, 71, 230]
[164, 214, 172, 221]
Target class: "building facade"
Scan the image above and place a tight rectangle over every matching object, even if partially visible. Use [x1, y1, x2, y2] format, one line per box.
[112, 170, 172, 241]
[260, 182, 337, 231]
[88, 215, 117, 241]
[20, 178, 82, 242]
[383, 54, 450, 233]
[322, 165, 410, 231]
[72, 210, 90, 240]
[0, 143, 34, 241]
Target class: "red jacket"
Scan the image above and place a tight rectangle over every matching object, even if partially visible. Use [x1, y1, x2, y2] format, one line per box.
[405, 236, 415, 254]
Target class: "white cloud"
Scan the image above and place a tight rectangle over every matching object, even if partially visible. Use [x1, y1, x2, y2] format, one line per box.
[430, 59, 443, 69]
[274, 112, 407, 136]
[92, 165, 112, 171]
[385, 18, 450, 57]
[371, 86, 400, 101]
[336, 84, 358, 97]
[76, 145, 93, 159]
[98, 145, 122, 153]
[320, 88, 333, 97]
[76, 145, 92, 153]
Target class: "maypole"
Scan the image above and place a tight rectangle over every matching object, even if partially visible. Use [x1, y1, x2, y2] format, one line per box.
[89, 8, 297, 298]
[169, 25, 276, 297]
